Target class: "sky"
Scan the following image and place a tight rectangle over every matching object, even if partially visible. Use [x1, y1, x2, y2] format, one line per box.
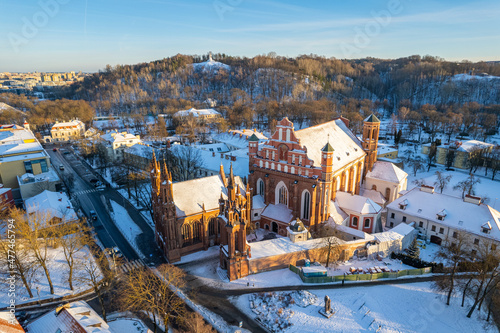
[1, 0, 499, 72]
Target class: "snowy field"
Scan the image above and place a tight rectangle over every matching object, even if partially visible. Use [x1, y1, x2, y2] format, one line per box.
[406, 166, 500, 209]
[232, 282, 498, 333]
[0, 246, 99, 307]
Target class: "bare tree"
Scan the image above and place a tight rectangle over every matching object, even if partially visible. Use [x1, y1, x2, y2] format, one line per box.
[466, 240, 500, 318]
[76, 249, 113, 321]
[13, 208, 56, 294]
[433, 171, 452, 194]
[453, 174, 480, 199]
[57, 220, 91, 291]
[119, 264, 186, 332]
[435, 232, 471, 305]
[0, 223, 36, 298]
[170, 146, 204, 181]
[404, 149, 425, 176]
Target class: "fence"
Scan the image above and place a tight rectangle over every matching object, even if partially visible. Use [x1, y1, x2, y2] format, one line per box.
[289, 264, 432, 284]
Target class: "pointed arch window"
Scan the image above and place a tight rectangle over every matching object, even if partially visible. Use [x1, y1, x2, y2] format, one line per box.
[257, 178, 265, 196]
[275, 182, 288, 206]
[301, 190, 311, 220]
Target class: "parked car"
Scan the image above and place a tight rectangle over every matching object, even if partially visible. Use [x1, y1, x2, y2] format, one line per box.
[52, 148, 57, 152]
[89, 210, 97, 220]
[63, 151, 71, 155]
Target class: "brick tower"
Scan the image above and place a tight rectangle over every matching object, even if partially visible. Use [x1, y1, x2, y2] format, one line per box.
[362, 114, 380, 178]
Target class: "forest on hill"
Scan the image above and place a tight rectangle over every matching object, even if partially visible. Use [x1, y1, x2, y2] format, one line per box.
[1, 53, 499, 140]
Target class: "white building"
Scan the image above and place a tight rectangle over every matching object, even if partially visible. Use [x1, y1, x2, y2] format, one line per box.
[386, 185, 500, 251]
[173, 107, 221, 120]
[50, 120, 85, 142]
[335, 191, 383, 234]
[100, 130, 141, 161]
[364, 160, 408, 203]
[25, 190, 77, 225]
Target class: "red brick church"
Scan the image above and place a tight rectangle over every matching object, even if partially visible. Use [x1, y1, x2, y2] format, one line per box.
[152, 114, 407, 280]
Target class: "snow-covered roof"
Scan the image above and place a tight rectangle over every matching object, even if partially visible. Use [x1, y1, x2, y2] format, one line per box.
[336, 191, 382, 215]
[0, 311, 24, 333]
[100, 131, 140, 144]
[228, 129, 267, 140]
[0, 126, 44, 157]
[329, 200, 349, 224]
[51, 119, 84, 128]
[295, 119, 365, 169]
[123, 143, 156, 157]
[173, 108, 220, 118]
[193, 142, 230, 153]
[172, 174, 245, 217]
[25, 190, 77, 222]
[18, 168, 59, 186]
[366, 161, 407, 184]
[387, 187, 500, 241]
[333, 222, 374, 240]
[454, 140, 494, 153]
[26, 301, 112, 333]
[359, 188, 387, 207]
[212, 130, 267, 149]
[261, 203, 293, 224]
[252, 194, 265, 210]
[249, 236, 326, 259]
[372, 223, 415, 243]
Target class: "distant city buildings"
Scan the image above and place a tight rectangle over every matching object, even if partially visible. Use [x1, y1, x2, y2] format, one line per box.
[0, 71, 87, 93]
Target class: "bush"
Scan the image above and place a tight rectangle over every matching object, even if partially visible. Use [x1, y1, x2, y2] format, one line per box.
[390, 252, 441, 270]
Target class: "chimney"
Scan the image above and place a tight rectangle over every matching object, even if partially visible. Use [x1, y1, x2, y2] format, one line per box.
[212, 152, 216, 157]
[420, 185, 435, 193]
[464, 194, 482, 205]
[231, 156, 236, 161]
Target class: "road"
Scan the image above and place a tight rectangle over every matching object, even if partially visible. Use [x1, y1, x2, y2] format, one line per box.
[47, 145, 140, 261]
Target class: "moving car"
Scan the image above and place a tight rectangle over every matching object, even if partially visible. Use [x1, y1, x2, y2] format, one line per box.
[89, 210, 97, 220]
[59, 165, 64, 170]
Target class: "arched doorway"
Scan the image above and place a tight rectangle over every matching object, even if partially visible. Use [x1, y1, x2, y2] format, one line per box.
[430, 235, 442, 245]
[272, 222, 278, 233]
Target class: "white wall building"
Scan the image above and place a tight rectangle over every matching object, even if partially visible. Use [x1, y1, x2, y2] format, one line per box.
[50, 120, 85, 142]
[100, 130, 141, 161]
[386, 185, 500, 252]
[364, 160, 407, 203]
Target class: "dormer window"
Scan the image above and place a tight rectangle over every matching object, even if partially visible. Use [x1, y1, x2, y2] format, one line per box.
[436, 209, 447, 221]
[481, 222, 492, 234]
[399, 199, 408, 210]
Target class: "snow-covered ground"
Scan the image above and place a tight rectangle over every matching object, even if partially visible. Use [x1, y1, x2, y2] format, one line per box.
[0, 246, 99, 307]
[109, 200, 143, 258]
[232, 282, 498, 333]
[406, 166, 500, 207]
[108, 317, 152, 333]
[326, 257, 414, 276]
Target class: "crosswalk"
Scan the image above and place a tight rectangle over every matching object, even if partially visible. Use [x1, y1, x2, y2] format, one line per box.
[73, 188, 103, 195]
[117, 259, 146, 274]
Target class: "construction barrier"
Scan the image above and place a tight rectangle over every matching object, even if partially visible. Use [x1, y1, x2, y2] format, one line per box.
[288, 264, 432, 284]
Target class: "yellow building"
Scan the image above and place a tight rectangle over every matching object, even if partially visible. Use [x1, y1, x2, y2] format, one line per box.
[51, 120, 85, 142]
[0, 124, 51, 192]
[423, 140, 495, 169]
